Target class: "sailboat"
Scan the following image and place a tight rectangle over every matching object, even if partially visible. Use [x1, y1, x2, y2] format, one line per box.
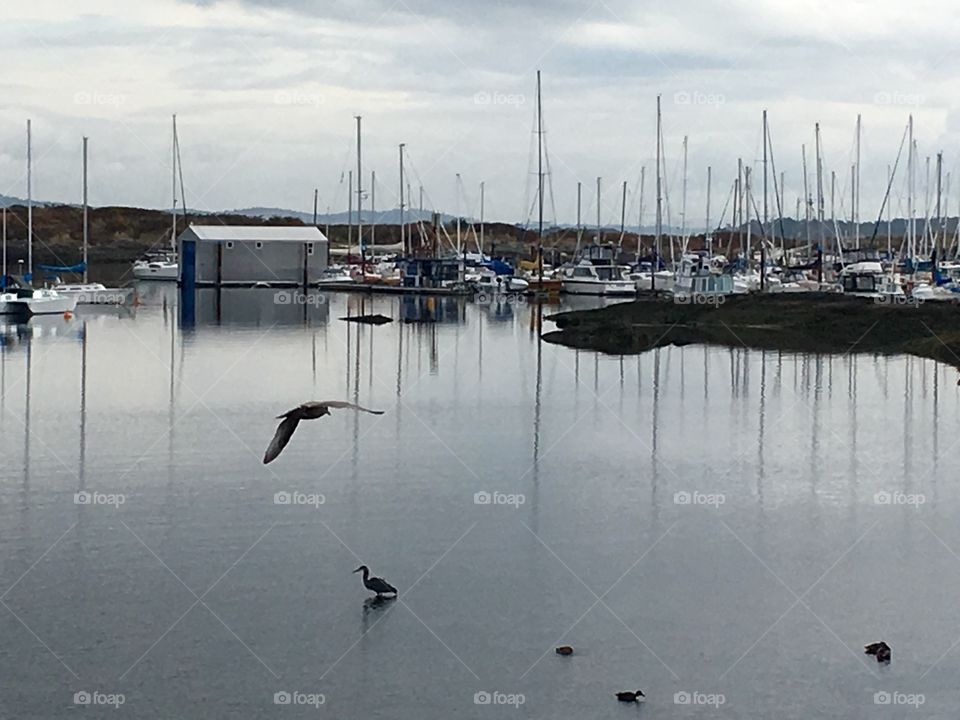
[133, 115, 182, 281]
[43, 137, 134, 304]
[0, 120, 78, 316]
[525, 71, 562, 294]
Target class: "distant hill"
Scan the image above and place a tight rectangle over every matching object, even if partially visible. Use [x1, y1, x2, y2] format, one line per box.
[229, 206, 462, 226]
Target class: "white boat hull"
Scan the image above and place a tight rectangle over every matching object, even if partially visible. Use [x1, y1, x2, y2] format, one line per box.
[133, 262, 179, 281]
[562, 279, 636, 296]
[54, 284, 134, 305]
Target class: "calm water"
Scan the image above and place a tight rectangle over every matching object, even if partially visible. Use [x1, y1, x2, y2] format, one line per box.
[1, 285, 959, 718]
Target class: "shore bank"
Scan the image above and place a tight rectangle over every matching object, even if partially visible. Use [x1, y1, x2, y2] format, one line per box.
[543, 293, 960, 368]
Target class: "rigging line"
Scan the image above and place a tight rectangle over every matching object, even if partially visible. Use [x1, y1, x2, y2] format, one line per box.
[867, 121, 910, 247]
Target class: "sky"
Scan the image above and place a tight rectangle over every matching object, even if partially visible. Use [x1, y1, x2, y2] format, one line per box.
[0, 0, 958, 228]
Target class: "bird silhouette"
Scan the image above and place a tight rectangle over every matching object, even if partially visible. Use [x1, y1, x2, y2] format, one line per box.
[615, 690, 645, 703]
[865, 641, 891, 663]
[263, 401, 383, 464]
[353, 565, 397, 596]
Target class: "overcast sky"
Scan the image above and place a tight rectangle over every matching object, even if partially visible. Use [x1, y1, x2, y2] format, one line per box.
[0, 0, 957, 227]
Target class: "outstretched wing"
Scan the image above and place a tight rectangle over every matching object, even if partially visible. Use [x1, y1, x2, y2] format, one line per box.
[263, 416, 301, 464]
[319, 400, 384, 415]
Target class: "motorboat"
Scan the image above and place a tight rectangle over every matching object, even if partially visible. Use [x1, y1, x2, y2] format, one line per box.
[467, 267, 529, 294]
[132, 253, 178, 281]
[671, 254, 734, 299]
[561, 245, 636, 296]
[1, 287, 78, 316]
[562, 260, 636, 295]
[630, 261, 675, 293]
[316, 266, 354, 285]
[839, 261, 904, 298]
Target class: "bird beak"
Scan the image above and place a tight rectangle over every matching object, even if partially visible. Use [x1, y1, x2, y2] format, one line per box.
[352, 567, 362, 573]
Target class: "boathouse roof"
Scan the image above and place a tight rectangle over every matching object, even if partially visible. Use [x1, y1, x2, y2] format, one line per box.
[181, 225, 328, 243]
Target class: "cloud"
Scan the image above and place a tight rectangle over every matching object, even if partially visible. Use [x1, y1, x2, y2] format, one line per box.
[0, 0, 956, 226]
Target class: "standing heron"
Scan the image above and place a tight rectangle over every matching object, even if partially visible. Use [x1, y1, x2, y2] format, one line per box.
[353, 565, 397, 596]
[262, 400, 383, 464]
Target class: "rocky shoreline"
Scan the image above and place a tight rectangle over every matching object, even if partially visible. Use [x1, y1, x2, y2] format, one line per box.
[543, 293, 960, 368]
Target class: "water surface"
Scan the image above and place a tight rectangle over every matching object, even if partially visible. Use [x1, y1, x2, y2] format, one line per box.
[0, 286, 958, 718]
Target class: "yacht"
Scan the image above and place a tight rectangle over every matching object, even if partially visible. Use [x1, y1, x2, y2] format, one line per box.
[316, 266, 354, 284]
[672, 254, 734, 298]
[467, 267, 530, 294]
[630, 261, 675, 293]
[1, 287, 78, 315]
[839, 261, 904, 298]
[561, 245, 636, 296]
[133, 253, 179, 281]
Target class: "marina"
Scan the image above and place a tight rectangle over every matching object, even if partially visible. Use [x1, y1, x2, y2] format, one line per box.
[3, 0, 960, 716]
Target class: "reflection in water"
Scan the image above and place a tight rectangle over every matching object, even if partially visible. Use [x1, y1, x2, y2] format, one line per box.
[4, 288, 960, 720]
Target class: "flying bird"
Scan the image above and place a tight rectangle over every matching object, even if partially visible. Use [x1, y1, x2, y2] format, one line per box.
[263, 401, 383, 464]
[353, 565, 397, 596]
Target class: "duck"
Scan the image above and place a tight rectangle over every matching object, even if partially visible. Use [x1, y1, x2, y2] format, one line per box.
[865, 641, 891, 663]
[615, 690, 645, 703]
[555, 645, 574, 656]
[353, 565, 397, 596]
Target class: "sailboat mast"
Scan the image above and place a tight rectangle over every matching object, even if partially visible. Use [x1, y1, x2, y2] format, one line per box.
[371, 170, 376, 248]
[763, 109, 768, 228]
[355, 116, 363, 273]
[398, 144, 405, 256]
[706, 165, 712, 256]
[2, 207, 6, 289]
[596, 176, 601, 243]
[886, 165, 892, 259]
[681, 135, 688, 249]
[653, 94, 661, 291]
[347, 170, 353, 249]
[27, 118, 32, 279]
[313, 188, 318, 226]
[619, 180, 627, 246]
[854, 114, 861, 249]
[575, 181, 582, 254]
[536, 69, 544, 280]
[637, 167, 645, 261]
[908, 115, 914, 264]
[801, 144, 810, 258]
[479, 180, 485, 256]
[815, 123, 824, 248]
[171, 115, 177, 251]
[83, 136, 88, 283]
